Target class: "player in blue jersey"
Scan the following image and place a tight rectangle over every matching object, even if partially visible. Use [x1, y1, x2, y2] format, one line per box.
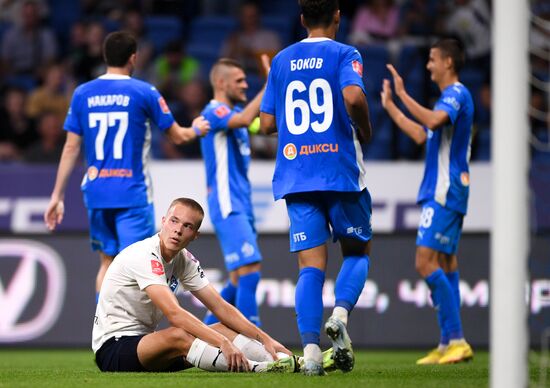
[260, 0, 373, 376]
[199, 57, 270, 327]
[44, 31, 210, 300]
[381, 39, 474, 365]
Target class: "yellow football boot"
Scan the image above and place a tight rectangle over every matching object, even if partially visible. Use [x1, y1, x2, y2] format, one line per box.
[438, 341, 474, 364]
[416, 348, 444, 365]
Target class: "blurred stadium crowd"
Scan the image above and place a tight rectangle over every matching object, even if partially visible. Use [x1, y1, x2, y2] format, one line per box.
[0, 0, 548, 163]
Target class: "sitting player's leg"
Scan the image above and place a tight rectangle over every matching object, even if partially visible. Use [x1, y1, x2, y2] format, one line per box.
[209, 322, 274, 362]
[136, 326, 294, 373]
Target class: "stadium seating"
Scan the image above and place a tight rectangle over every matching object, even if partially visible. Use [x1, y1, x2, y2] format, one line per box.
[365, 101, 394, 160]
[360, 45, 390, 98]
[144, 16, 184, 54]
[188, 16, 237, 52]
[474, 127, 491, 161]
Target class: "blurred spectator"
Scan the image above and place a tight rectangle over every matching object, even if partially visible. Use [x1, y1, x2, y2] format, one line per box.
[0, 0, 58, 87]
[0, 86, 36, 161]
[444, 0, 491, 72]
[158, 79, 209, 159]
[25, 62, 74, 120]
[122, 9, 155, 80]
[150, 40, 201, 102]
[221, 1, 281, 76]
[23, 111, 64, 163]
[0, 0, 48, 23]
[250, 132, 277, 159]
[200, 0, 244, 15]
[80, 0, 141, 21]
[71, 21, 107, 82]
[397, 0, 439, 38]
[349, 0, 400, 46]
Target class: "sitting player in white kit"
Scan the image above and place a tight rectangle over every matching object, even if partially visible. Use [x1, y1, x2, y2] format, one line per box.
[92, 197, 298, 373]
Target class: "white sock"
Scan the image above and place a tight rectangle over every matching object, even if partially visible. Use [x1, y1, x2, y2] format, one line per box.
[303, 343, 322, 363]
[233, 334, 274, 362]
[276, 351, 290, 360]
[187, 338, 270, 372]
[332, 306, 349, 326]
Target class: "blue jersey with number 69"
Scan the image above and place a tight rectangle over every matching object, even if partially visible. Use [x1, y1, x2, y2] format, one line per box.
[260, 37, 368, 200]
[64, 74, 175, 209]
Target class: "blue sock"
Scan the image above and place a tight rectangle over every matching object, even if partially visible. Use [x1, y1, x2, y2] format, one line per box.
[96, 292, 99, 304]
[446, 271, 461, 310]
[425, 268, 463, 341]
[430, 292, 449, 345]
[236, 272, 261, 326]
[334, 255, 370, 312]
[204, 280, 237, 324]
[295, 267, 325, 346]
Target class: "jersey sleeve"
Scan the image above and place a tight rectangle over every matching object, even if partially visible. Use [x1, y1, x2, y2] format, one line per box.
[125, 252, 169, 291]
[260, 62, 276, 115]
[177, 249, 209, 292]
[146, 85, 175, 132]
[63, 88, 83, 135]
[339, 46, 367, 94]
[203, 103, 235, 134]
[434, 86, 463, 124]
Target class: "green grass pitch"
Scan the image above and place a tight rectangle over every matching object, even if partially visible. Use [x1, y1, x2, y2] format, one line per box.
[0, 349, 546, 387]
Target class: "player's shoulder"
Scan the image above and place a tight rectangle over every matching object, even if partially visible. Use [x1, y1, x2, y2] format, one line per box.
[447, 82, 474, 105]
[202, 100, 233, 119]
[177, 248, 202, 268]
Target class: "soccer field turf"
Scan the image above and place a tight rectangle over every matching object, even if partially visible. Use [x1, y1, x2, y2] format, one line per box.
[0, 349, 545, 387]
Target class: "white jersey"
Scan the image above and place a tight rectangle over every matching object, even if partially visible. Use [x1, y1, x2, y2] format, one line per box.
[92, 234, 209, 353]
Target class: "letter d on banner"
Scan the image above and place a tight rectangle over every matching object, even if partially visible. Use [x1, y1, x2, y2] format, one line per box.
[0, 239, 66, 342]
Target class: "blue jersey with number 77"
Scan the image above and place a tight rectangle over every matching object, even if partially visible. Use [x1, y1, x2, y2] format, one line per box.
[260, 37, 368, 200]
[64, 74, 175, 209]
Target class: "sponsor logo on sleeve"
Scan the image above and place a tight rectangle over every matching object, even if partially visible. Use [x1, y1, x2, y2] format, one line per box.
[158, 97, 171, 114]
[352, 60, 363, 77]
[214, 105, 231, 118]
[151, 260, 165, 275]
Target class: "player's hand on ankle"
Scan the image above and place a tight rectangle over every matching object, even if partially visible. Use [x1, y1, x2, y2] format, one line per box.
[220, 339, 249, 372]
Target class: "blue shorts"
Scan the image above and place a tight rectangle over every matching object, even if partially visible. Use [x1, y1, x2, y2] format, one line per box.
[416, 201, 464, 255]
[212, 213, 262, 272]
[88, 204, 156, 256]
[95, 335, 190, 372]
[285, 190, 373, 252]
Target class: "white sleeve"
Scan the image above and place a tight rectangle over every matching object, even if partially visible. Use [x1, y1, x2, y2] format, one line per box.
[124, 248, 168, 290]
[177, 249, 209, 292]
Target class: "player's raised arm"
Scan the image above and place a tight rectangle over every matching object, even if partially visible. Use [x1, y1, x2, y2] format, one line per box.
[44, 132, 82, 230]
[226, 54, 270, 129]
[380, 79, 426, 145]
[342, 84, 372, 143]
[165, 115, 210, 145]
[386, 64, 449, 130]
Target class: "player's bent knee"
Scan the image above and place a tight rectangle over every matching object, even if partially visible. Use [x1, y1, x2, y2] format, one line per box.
[164, 327, 195, 350]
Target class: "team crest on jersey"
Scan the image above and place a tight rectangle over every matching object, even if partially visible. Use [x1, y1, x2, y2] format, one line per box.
[151, 259, 165, 275]
[283, 143, 297, 160]
[214, 105, 230, 118]
[352, 60, 363, 77]
[460, 172, 470, 186]
[168, 275, 178, 292]
[87, 166, 98, 181]
[158, 97, 171, 114]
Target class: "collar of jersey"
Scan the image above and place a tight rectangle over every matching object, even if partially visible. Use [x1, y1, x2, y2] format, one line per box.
[99, 73, 131, 80]
[301, 37, 332, 43]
